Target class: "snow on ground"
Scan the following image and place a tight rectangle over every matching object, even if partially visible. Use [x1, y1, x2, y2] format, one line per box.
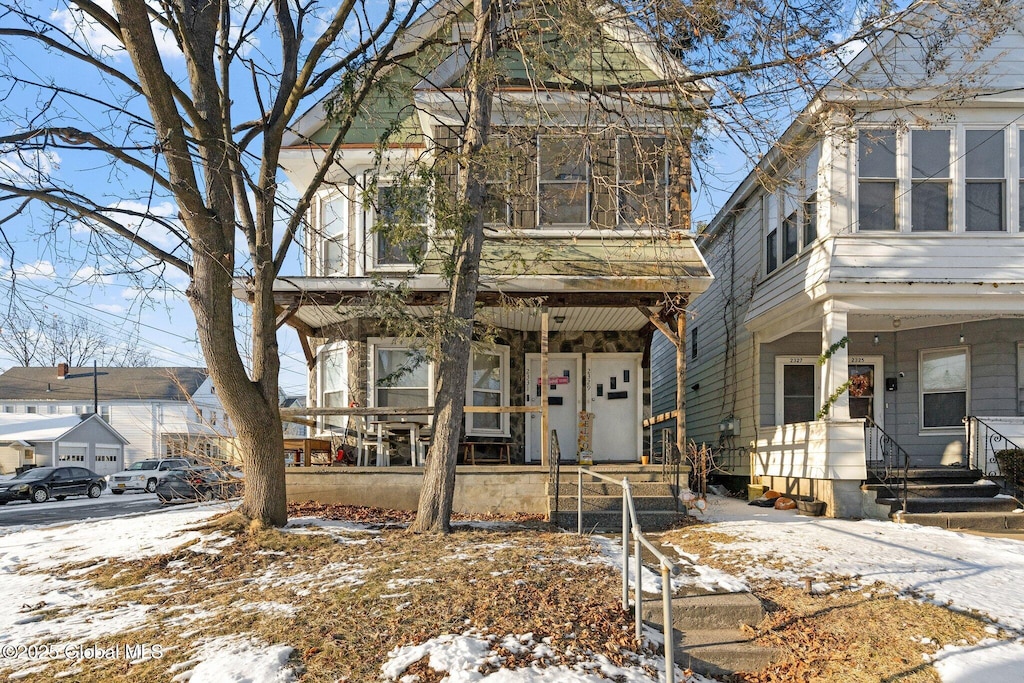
[669, 494, 1024, 681]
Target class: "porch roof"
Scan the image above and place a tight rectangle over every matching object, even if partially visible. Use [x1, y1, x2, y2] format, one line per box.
[268, 236, 711, 334]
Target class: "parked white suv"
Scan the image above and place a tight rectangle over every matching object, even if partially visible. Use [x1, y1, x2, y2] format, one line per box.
[107, 458, 192, 494]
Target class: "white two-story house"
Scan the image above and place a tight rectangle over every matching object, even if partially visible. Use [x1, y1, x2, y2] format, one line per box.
[0, 365, 236, 470]
[268, 0, 712, 496]
[676, 4, 1024, 517]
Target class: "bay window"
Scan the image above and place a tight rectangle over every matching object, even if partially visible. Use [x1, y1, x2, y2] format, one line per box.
[965, 129, 1005, 232]
[617, 136, 668, 226]
[538, 136, 589, 226]
[373, 182, 428, 267]
[321, 193, 348, 274]
[857, 129, 898, 231]
[921, 348, 968, 429]
[910, 129, 951, 232]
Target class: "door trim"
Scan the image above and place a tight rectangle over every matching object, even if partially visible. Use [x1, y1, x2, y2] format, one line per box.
[525, 353, 583, 463]
[585, 352, 643, 461]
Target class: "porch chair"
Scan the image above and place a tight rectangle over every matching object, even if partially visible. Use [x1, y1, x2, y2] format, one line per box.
[349, 415, 391, 466]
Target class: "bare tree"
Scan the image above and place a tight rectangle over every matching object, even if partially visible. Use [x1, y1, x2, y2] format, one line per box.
[0, 305, 152, 367]
[0, 0, 425, 526]
[0, 305, 44, 367]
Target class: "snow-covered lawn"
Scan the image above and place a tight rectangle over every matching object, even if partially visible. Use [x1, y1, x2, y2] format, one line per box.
[662, 495, 1024, 682]
[0, 495, 1022, 681]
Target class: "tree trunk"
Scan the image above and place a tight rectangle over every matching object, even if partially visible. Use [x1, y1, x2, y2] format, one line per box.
[410, 0, 496, 533]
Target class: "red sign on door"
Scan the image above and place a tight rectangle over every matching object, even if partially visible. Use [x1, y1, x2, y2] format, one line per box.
[537, 376, 570, 385]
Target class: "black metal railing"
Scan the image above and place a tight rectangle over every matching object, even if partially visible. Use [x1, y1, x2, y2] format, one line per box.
[965, 416, 1023, 495]
[864, 415, 910, 511]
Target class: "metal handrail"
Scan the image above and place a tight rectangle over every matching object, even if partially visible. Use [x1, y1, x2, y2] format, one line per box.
[576, 467, 681, 683]
[864, 415, 910, 512]
[965, 416, 1023, 480]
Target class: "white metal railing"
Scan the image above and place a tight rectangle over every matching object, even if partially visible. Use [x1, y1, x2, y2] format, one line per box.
[576, 467, 681, 683]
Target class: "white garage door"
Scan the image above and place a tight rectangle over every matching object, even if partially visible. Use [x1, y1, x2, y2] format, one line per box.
[93, 446, 122, 476]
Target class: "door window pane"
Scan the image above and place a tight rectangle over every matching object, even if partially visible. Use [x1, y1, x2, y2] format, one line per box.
[848, 365, 875, 420]
[783, 364, 815, 424]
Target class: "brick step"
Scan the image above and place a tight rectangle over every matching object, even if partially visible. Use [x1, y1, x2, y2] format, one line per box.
[897, 510, 1024, 531]
[550, 494, 681, 512]
[864, 482, 1002, 499]
[641, 592, 765, 631]
[878, 496, 1020, 514]
[549, 481, 676, 497]
[551, 510, 685, 532]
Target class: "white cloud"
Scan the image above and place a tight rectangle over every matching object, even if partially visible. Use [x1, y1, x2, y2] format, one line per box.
[13, 260, 56, 281]
[50, 2, 182, 61]
[0, 149, 61, 184]
[93, 302, 126, 314]
[70, 265, 115, 286]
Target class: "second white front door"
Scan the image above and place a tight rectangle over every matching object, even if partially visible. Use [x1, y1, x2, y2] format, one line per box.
[586, 353, 642, 462]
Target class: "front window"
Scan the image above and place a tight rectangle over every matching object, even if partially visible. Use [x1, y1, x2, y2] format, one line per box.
[538, 136, 589, 226]
[319, 342, 348, 432]
[26, 406, 36, 414]
[374, 183, 428, 266]
[910, 129, 951, 232]
[921, 348, 968, 429]
[466, 347, 509, 436]
[617, 136, 668, 226]
[858, 130, 897, 231]
[965, 129, 1005, 232]
[782, 363, 816, 424]
[374, 346, 431, 409]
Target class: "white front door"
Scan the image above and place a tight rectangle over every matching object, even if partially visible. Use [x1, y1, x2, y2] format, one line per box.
[586, 353, 642, 462]
[525, 354, 581, 463]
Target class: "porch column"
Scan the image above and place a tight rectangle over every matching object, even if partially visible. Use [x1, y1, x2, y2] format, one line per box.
[540, 307, 550, 468]
[820, 305, 850, 420]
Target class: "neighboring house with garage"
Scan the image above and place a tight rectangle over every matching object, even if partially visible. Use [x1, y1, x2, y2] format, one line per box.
[0, 365, 236, 467]
[0, 413, 128, 476]
[664, 3, 1024, 519]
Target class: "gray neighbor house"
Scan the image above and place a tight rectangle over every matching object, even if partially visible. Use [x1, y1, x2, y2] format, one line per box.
[656, 3, 1024, 522]
[0, 365, 236, 473]
[0, 413, 128, 475]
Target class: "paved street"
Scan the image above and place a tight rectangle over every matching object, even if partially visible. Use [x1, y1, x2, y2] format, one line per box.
[0, 491, 168, 527]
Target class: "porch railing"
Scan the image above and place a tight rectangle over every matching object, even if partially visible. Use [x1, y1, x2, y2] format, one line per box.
[576, 467, 681, 683]
[548, 430, 562, 520]
[864, 415, 910, 512]
[965, 416, 1023, 492]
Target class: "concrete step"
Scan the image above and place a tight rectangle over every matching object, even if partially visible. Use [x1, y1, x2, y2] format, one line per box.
[867, 467, 985, 485]
[551, 510, 685, 532]
[672, 628, 780, 677]
[549, 481, 676, 497]
[554, 465, 676, 483]
[898, 510, 1024, 531]
[641, 592, 765, 631]
[551, 495, 681, 512]
[879, 496, 1020, 514]
[866, 482, 1002, 499]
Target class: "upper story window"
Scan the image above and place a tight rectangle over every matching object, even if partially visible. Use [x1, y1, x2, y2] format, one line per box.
[321, 192, 348, 275]
[857, 130, 897, 232]
[373, 182, 429, 267]
[911, 129, 951, 232]
[857, 126, 1018, 233]
[764, 145, 819, 276]
[617, 136, 668, 226]
[538, 136, 590, 227]
[483, 134, 511, 226]
[965, 129, 1004, 232]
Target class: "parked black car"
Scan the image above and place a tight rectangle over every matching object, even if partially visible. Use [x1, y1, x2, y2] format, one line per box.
[155, 467, 243, 504]
[0, 466, 106, 504]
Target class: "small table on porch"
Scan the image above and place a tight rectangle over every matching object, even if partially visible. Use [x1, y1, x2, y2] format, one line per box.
[370, 418, 430, 466]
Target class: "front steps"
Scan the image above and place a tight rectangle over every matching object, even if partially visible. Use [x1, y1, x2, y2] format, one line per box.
[547, 465, 688, 532]
[865, 467, 1024, 530]
[641, 588, 780, 676]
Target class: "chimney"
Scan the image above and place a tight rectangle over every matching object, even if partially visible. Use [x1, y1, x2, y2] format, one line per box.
[57, 363, 69, 379]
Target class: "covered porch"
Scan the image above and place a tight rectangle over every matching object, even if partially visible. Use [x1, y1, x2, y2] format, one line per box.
[269, 236, 712, 475]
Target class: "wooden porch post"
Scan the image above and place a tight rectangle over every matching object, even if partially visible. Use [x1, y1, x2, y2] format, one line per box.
[540, 307, 550, 468]
[821, 304, 850, 420]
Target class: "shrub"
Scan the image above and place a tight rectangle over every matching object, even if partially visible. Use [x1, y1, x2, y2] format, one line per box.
[994, 448, 1024, 487]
